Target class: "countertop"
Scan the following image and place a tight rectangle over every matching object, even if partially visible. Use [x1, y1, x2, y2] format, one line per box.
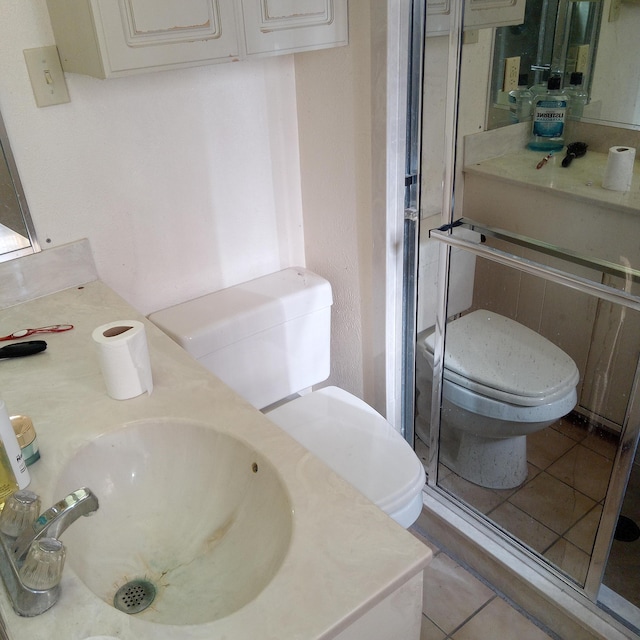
[0, 279, 430, 639]
[465, 147, 640, 215]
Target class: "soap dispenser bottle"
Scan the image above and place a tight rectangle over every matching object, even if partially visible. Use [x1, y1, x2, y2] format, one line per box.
[528, 75, 567, 152]
[0, 399, 30, 490]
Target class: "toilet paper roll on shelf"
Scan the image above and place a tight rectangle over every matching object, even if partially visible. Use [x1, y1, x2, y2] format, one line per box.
[603, 145, 636, 192]
[92, 320, 153, 400]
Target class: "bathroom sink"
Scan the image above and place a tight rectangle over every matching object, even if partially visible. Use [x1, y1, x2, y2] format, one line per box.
[53, 418, 293, 625]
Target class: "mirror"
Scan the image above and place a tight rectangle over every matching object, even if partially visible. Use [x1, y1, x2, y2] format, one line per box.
[488, 0, 640, 131]
[0, 109, 39, 263]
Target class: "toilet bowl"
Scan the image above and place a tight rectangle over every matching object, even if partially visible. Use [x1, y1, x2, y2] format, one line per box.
[149, 268, 425, 528]
[416, 309, 579, 489]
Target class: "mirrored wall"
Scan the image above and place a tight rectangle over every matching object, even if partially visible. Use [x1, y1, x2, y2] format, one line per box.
[0, 110, 39, 262]
[412, 0, 640, 634]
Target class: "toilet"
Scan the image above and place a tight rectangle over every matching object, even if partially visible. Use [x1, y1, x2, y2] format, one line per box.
[415, 220, 580, 489]
[416, 310, 579, 489]
[149, 267, 426, 528]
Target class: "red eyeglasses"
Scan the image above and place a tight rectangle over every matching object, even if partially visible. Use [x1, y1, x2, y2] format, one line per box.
[0, 324, 74, 341]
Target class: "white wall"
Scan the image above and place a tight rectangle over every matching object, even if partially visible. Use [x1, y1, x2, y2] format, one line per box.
[294, 0, 375, 404]
[0, 0, 383, 413]
[0, 1, 305, 316]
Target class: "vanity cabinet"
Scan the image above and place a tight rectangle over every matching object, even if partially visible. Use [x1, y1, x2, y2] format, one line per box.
[426, 0, 526, 36]
[45, 0, 348, 79]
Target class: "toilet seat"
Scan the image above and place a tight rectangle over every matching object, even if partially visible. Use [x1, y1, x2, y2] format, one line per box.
[265, 386, 426, 528]
[423, 310, 579, 407]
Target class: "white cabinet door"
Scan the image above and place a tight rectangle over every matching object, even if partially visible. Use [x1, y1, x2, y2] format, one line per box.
[464, 0, 526, 29]
[240, 0, 348, 56]
[47, 0, 240, 78]
[426, 0, 525, 35]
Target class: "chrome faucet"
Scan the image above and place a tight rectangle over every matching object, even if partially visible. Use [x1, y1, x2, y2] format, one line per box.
[0, 487, 99, 616]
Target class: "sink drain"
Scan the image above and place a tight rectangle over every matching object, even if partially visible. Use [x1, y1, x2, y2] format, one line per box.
[113, 579, 156, 614]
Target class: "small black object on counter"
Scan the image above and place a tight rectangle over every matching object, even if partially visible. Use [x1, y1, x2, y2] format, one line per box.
[562, 141, 588, 167]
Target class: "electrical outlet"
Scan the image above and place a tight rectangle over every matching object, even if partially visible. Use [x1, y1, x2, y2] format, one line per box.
[503, 56, 520, 92]
[576, 45, 590, 74]
[23, 46, 70, 108]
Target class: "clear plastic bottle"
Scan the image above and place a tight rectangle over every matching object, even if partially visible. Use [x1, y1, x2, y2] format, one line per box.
[508, 74, 532, 124]
[0, 442, 18, 511]
[528, 76, 567, 152]
[0, 399, 30, 489]
[564, 71, 588, 120]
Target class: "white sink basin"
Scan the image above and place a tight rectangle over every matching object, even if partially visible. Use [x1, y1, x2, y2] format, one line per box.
[54, 418, 293, 625]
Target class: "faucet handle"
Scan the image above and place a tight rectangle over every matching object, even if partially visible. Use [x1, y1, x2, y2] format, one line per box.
[0, 490, 41, 537]
[19, 537, 66, 590]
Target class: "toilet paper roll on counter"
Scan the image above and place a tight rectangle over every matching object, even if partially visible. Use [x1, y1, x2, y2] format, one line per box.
[603, 146, 636, 192]
[92, 320, 153, 400]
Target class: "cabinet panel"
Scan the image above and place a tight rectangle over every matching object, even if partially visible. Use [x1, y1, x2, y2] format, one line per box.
[464, 0, 525, 29]
[241, 0, 348, 56]
[426, 0, 525, 35]
[93, 0, 240, 74]
[47, 0, 240, 78]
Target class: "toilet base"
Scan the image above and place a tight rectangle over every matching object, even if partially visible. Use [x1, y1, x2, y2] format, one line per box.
[415, 419, 529, 490]
[441, 428, 528, 490]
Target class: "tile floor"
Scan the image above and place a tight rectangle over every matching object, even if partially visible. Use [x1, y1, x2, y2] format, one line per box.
[415, 414, 619, 586]
[410, 528, 555, 639]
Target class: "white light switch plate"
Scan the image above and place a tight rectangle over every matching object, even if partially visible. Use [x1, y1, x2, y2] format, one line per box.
[23, 46, 70, 108]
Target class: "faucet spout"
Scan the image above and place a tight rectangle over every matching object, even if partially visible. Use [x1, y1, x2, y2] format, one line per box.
[0, 487, 99, 616]
[13, 487, 99, 561]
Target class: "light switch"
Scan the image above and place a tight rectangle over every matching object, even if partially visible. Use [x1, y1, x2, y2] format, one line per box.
[23, 46, 70, 108]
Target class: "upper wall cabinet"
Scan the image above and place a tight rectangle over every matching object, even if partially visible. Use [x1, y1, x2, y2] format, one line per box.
[426, 0, 525, 36]
[240, 0, 348, 56]
[45, 0, 348, 79]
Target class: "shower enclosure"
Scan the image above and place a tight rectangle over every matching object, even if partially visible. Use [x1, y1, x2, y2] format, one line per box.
[405, 1, 640, 636]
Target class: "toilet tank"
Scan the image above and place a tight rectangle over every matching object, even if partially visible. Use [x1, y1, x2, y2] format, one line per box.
[417, 215, 480, 334]
[148, 268, 333, 410]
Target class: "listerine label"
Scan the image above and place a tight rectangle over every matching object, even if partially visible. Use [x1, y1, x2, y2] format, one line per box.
[532, 99, 566, 138]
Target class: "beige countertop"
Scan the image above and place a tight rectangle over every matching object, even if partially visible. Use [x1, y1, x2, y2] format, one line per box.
[0, 278, 430, 640]
[465, 147, 640, 214]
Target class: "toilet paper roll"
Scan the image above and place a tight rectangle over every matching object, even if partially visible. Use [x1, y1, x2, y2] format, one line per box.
[602, 145, 636, 192]
[92, 320, 153, 400]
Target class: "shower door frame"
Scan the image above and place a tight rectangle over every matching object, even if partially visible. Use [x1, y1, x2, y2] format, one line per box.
[428, 222, 640, 606]
[402, 1, 640, 635]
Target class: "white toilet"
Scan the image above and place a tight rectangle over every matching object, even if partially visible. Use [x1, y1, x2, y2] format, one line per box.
[149, 267, 426, 528]
[416, 310, 579, 489]
[415, 221, 580, 489]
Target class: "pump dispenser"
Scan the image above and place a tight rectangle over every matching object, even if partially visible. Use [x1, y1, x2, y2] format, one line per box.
[528, 75, 567, 151]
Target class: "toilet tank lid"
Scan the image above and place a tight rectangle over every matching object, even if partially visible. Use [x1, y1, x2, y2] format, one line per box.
[148, 268, 333, 358]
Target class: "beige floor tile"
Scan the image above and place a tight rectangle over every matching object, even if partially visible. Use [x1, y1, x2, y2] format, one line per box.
[582, 428, 619, 461]
[422, 552, 494, 634]
[438, 472, 507, 515]
[451, 596, 553, 640]
[547, 444, 613, 502]
[509, 472, 595, 535]
[487, 501, 558, 554]
[544, 538, 590, 584]
[564, 504, 603, 554]
[527, 428, 576, 470]
[420, 614, 447, 640]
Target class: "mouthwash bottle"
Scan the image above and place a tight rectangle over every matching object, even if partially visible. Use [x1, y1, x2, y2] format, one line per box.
[528, 76, 567, 152]
[564, 72, 588, 120]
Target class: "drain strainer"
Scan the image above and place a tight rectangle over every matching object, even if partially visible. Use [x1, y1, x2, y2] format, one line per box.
[113, 579, 156, 614]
